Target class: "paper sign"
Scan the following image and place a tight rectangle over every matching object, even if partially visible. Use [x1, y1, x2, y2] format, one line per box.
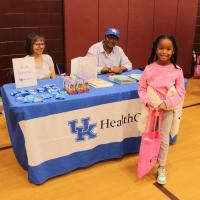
[71, 57, 97, 80]
[12, 57, 37, 88]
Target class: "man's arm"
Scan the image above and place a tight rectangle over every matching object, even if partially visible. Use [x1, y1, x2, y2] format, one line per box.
[119, 48, 132, 71]
[109, 48, 132, 74]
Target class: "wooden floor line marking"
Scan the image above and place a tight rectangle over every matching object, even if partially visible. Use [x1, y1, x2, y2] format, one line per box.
[154, 182, 180, 200]
[183, 102, 200, 109]
[0, 145, 12, 151]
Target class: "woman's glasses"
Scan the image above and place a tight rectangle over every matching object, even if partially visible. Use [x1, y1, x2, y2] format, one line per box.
[34, 43, 45, 47]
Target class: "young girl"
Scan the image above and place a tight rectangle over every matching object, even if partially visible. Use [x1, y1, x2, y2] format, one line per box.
[138, 35, 186, 184]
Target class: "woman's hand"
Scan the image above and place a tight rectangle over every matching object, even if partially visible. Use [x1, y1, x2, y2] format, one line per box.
[50, 67, 56, 78]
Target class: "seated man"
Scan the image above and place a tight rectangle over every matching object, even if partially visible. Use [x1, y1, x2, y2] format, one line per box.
[86, 28, 132, 74]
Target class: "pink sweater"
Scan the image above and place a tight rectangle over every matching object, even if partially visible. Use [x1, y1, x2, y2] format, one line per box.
[138, 62, 186, 108]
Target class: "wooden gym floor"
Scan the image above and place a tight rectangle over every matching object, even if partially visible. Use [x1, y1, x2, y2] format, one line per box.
[0, 79, 200, 200]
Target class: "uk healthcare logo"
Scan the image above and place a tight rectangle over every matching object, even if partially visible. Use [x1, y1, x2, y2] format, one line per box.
[68, 117, 97, 141]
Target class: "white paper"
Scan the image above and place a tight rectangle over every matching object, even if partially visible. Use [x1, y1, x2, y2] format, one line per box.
[88, 78, 113, 88]
[128, 73, 141, 81]
[12, 57, 37, 88]
[71, 57, 97, 80]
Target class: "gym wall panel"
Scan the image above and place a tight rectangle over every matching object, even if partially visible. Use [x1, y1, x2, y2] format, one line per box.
[0, 28, 12, 42]
[64, 0, 99, 73]
[176, 0, 198, 74]
[153, 0, 179, 37]
[127, 0, 154, 68]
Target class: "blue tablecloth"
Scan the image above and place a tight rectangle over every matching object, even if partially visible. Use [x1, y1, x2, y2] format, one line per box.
[1, 70, 143, 184]
[1, 69, 186, 184]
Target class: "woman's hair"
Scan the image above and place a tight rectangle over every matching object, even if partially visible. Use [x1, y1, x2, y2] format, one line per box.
[148, 35, 178, 68]
[25, 33, 45, 55]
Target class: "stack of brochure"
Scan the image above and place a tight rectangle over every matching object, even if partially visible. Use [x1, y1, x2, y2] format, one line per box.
[88, 78, 113, 88]
[109, 75, 136, 84]
[128, 73, 141, 81]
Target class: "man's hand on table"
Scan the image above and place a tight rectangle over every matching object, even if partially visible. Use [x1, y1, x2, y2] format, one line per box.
[101, 66, 128, 74]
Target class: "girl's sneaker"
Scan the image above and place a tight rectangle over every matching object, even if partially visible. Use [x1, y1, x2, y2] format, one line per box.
[157, 167, 167, 185]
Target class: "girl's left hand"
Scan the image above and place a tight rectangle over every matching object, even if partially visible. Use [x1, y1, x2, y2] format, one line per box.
[159, 102, 167, 110]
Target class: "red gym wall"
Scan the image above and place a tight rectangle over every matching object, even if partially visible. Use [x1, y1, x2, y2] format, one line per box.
[0, 0, 64, 86]
[0, 0, 198, 86]
[64, 0, 198, 75]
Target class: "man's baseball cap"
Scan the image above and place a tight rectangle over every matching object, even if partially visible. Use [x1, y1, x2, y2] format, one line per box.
[105, 28, 120, 38]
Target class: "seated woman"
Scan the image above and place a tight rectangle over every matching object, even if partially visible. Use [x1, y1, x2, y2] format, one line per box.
[25, 33, 56, 80]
